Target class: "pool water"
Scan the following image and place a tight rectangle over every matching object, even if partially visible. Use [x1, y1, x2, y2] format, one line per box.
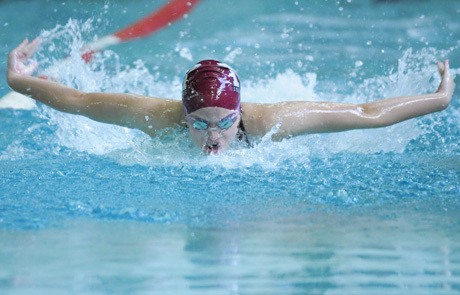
[1, 0, 459, 294]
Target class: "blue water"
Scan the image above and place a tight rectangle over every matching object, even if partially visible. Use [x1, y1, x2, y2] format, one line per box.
[1, 0, 459, 294]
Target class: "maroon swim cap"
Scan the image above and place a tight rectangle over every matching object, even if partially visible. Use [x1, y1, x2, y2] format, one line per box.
[182, 60, 241, 114]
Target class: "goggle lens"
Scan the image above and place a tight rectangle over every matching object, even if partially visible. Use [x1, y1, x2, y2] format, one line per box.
[217, 117, 236, 129]
[192, 120, 209, 130]
[188, 113, 238, 131]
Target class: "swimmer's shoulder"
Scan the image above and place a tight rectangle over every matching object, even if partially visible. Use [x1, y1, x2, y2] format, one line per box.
[241, 102, 277, 136]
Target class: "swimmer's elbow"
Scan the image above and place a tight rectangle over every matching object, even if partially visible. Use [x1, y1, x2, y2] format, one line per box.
[349, 103, 373, 120]
[357, 93, 451, 128]
[354, 104, 397, 128]
[59, 90, 87, 114]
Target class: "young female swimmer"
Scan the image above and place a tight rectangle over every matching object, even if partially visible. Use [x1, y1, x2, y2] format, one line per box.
[7, 39, 455, 154]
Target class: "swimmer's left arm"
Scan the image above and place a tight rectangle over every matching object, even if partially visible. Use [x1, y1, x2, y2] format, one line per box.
[246, 61, 455, 140]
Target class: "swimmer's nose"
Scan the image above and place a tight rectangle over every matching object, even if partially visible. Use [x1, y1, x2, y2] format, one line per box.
[206, 128, 221, 140]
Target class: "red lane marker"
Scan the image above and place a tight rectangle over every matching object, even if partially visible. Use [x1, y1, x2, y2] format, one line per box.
[114, 0, 201, 41]
[82, 0, 201, 62]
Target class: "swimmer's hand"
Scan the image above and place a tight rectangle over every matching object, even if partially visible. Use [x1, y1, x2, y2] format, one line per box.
[436, 60, 455, 103]
[7, 38, 40, 79]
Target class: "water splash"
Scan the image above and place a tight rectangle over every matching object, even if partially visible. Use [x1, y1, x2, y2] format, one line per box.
[5, 20, 457, 168]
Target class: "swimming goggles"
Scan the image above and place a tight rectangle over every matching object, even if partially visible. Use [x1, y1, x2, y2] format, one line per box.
[186, 112, 239, 131]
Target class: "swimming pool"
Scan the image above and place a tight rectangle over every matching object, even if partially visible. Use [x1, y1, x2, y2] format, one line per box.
[1, 0, 459, 293]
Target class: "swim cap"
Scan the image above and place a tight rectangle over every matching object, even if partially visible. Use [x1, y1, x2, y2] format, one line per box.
[182, 60, 240, 114]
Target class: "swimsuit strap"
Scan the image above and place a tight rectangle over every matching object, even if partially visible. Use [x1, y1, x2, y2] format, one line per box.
[237, 109, 252, 147]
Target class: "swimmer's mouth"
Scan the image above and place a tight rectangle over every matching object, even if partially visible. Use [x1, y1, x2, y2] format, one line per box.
[205, 143, 220, 154]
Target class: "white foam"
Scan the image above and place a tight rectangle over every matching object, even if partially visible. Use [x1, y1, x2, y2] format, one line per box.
[243, 69, 317, 103]
[0, 92, 36, 110]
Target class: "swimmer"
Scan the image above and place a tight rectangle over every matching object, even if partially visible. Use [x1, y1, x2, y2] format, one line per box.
[6, 38, 455, 154]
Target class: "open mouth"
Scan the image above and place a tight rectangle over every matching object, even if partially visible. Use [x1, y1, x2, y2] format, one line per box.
[205, 143, 220, 154]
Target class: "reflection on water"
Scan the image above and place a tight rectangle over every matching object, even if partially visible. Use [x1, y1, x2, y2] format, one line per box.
[1, 200, 459, 294]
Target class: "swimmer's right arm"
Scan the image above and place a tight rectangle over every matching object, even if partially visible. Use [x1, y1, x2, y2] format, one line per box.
[7, 39, 183, 134]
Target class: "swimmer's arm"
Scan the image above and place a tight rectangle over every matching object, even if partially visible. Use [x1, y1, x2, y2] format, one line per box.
[245, 61, 455, 140]
[7, 39, 183, 134]
[8, 74, 183, 132]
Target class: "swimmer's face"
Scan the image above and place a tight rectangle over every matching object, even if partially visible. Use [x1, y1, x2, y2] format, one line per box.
[185, 107, 241, 155]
